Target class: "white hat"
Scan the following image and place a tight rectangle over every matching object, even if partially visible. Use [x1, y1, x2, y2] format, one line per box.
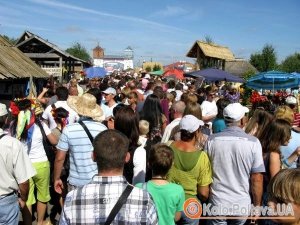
[286, 96, 297, 105]
[0, 103, 8, 117]
[223, 103, 249, 122]
[180, 115, 204, 133]
[102, 87, 116, 95]
[144, 74, 151, 79]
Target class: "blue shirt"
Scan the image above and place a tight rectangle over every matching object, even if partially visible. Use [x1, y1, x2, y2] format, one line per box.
[280, 130, 300, 168]
[212, 118, 227, 133]
[57, 120, 107, 187]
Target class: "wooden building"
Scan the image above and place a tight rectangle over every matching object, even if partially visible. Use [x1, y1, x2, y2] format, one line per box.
[186, 41, 235, 70]
[16, 31, 90, 79]
[0, 35, 48, 99]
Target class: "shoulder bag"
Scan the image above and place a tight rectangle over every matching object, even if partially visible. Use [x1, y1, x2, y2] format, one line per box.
[104, 185, 134, 225]
[78, 121, 93, 143]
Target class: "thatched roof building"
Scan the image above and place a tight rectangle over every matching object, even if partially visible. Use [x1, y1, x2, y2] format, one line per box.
[186, 41, 235, 70]
[225, 59, 258, 78]
[0, 35, 48, 79]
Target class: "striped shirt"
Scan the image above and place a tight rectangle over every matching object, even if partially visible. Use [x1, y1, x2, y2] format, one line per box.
[59, 176, 158, 225]
[57, 120, 107, 187]
[293, 112, 300, 127]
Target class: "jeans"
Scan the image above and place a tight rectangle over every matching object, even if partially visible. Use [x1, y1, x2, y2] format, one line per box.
[0, 193, 19, 225]
[207, 219, 246, 225]
[176, 211, 200, 225]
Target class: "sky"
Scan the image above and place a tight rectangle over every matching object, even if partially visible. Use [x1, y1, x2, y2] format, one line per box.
[1, 0, 300, 66]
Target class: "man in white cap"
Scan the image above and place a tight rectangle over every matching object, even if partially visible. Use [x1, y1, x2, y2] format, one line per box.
[102, 87, 118, 119]
[0, 103, 36, 224]
[205, 103, 264, 225]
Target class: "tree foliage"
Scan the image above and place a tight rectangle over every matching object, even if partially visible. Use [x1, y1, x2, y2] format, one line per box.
[153, 64, 162, 71]
[65, 42, 91, 62]
[279, 53, 300, 73]
[2, 35, 18, 45]
[242, 69, 256, 81]
[204, 35, 214, 44]
[250, 44, 277, 72]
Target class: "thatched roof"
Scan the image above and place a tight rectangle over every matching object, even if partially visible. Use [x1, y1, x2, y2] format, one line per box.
[186, 41, 235, 60]
[0, 35, 49, 79]
[225, 59, 258, 78]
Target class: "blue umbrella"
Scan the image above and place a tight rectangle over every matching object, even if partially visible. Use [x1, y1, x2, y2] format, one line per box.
[185, 68, 244, 83]
[292, 72, 300, 78]
[84, 66, 107, 78]
[246, 71, 299, 90]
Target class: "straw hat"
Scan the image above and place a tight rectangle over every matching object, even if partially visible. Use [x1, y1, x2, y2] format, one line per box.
[67, 93, 104, 121]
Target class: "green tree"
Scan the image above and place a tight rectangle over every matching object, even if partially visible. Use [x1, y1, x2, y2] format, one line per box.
[204, 35, 214, 44]
[152, 64, 161, 71]
[279, 53, 300, 73]
[145, 66, 152, 72]
[2, 35, 18, 45]
[250, 44, 277, 72]
[66, 42, 91, 62]
[242, 69, 256, 81]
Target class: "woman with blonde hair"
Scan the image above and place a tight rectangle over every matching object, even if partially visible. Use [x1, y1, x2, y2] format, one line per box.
[186, 93, 198, 104]
[183, 102, 202, 120]
[267, 168, 300, 225]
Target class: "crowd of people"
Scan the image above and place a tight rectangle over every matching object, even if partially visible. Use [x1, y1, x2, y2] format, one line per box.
[0, 71, 300, 225]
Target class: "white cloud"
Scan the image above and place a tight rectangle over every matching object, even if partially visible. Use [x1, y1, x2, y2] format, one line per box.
[27, 0, 188, 33]
[153, 6, 188, 17]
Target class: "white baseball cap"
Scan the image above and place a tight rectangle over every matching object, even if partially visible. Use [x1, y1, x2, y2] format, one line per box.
[223, 103, 249, 122]
[102, 87, 116, 95]
[180, 115, 204, 133]
[0, 103, 8, 117]
[144, 74, 151, 79]
[285, 96, 297, 105]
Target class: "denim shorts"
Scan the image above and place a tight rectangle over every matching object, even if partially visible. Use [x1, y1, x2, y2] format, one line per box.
[0, 193, 19, 225]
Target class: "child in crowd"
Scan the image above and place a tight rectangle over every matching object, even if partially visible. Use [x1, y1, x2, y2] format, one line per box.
[128, 91, 138, 112]
[136, 144, 185, 225]
[267, 168, 300, 225]
[138, 119, 149, 148]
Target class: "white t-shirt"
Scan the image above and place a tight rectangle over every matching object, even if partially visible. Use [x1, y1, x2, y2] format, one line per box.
[22, 123, 51, 163]
[132, 145, 146, 185]
[201, 100, 218, 117]
[161, 117, 181, 143]
[42, 100, 79, 130]
[102, 103, 118, 119]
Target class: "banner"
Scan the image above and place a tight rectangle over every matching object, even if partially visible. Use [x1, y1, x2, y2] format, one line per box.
[41, 67, 62, 77]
